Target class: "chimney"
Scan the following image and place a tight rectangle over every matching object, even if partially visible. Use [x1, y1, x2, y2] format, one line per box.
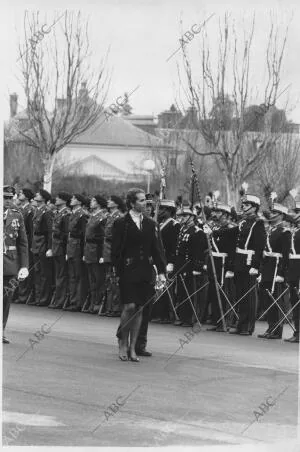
[10, 93, 18, 118]
[55, 98, 67, 110]
[79, 81, 88, 100]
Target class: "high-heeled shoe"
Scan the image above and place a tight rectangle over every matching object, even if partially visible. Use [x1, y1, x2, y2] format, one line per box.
[119, 354, 128, 361]
[128, 352, 140, 362]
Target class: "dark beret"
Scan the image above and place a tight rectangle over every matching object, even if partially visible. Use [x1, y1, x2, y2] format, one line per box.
[110, 195, 125, 211]
[94, 195, 107, 209]
[3, 185, 15, 197]
[83, 196, 92, 208]
[73, 193, 86, 205]
[22, 188, 34, 201]
[39, 189, 52, 203]
[57, 191, 71, 203]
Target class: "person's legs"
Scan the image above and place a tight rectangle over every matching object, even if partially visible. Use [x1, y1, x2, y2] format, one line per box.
[129, 307, 143, 360]
[38, 254, 53, 306]
[3, 276, 11, 337]
[118, 303, 137, 358]
[52, 255, 69, 308]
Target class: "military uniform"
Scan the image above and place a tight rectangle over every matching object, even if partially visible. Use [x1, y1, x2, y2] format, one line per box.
[83, 210, 107, 313]
[103, 209, 123, 315]
[17, 202, 34, 304]
[259, 223, 291, 338]
[3, 205, 28, 334]
[31, 205, 54, 306]
[175, 223, 208, 325]
[207, 221, 238, 329]
[50, 206, 71, 308]
[233, 215, 266, 334]
[287, 224, 300, 340]
[65, 206, 88, 310]
[152, 217, 180, 321]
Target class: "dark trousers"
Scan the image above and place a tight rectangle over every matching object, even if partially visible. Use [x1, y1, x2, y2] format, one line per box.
[33, 253, 53, 305]
[235, 272, 258, 334]
[18, 253, 34, 303]
[260, 281, 284, 336]
[68, 257, 87, 308]
[209, 278, 229, 327]
[18, 251, 35, 303]
[151, 290, 172, 320]
[3, 276, 12, 332]
[176, 274, 195, 324]
[53, 255, 69, 307]
[106, 265, 121, 313]
[289, 282, 300, 335]
[86, 263, 106, 308]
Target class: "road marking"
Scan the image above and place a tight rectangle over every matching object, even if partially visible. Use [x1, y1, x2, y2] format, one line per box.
[3, 411, 65, 427]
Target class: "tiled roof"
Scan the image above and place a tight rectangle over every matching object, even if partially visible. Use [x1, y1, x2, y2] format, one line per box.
[71, 112, 170, 149]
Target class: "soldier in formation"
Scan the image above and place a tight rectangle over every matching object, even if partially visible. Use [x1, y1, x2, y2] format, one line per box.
[5, 183, 300, 350]
[3, 186, 29, 343]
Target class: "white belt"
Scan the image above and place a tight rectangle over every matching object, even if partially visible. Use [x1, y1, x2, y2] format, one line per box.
[263, 251, 283, 259]
[289, 254, 300, 259]
[7, 246, 16, 251]
[236, 247, 254, 256]
[212, 252, 228, 258]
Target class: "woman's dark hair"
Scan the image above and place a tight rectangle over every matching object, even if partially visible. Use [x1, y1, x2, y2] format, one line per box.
[126, 188, 145, 210]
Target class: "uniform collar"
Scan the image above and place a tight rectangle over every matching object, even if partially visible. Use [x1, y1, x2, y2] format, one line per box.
[160, 217, 173, 230]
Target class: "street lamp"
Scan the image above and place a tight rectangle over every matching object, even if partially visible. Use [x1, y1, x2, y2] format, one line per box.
[143, 159, 155, 193]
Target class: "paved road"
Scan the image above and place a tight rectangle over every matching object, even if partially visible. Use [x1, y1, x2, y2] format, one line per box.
[2, 304, 299, 447]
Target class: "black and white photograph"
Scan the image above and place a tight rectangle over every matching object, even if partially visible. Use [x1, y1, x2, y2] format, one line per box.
[1, 0, 299, 448]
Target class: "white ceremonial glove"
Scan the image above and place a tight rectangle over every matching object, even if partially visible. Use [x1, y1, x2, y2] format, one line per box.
[158, 274, 166, 284]
[99, 257, 104, 264]
[257, 274, 262, 283]
[82, 256, 86, 262]
[166, 263, 174, 273]
[203, 265, 207, 271]
[203, 224, 212, 235]
[65, 255, 68, 261]
[225, 271, 234, 279]
[46, 249, 53, 257]
[193, 270, 201, 276]
[249, 267, 258, 276]
[275, 275, 284, 283]
[18, 267, 29, 281]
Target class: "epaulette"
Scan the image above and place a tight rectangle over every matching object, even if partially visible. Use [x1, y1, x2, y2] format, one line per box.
[228, 223, 237, 229]
[255, 217, 264, 224]
[10, 208, 20, 213]
[282, 227, 291, 233]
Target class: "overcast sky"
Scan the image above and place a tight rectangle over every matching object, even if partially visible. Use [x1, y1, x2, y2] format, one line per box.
[1, 0, 300, 122]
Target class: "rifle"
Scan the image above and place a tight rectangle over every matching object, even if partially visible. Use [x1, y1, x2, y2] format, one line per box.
[189, 157, 227, 331]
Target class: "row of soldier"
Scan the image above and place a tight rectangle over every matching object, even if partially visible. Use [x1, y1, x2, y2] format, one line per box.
[3, 185, 300, 346]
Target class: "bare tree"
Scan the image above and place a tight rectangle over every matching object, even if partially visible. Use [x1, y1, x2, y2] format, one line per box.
[151, 127, 211, 200]
[179, 13, 290, 206]
[255, 133, 300, 205]
[17, 11, 110, 191]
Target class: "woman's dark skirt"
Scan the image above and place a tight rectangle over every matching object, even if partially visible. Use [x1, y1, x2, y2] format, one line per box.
[119, 279, 155, 307]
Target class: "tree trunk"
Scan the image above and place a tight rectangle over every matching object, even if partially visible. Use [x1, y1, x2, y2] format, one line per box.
[43, 153, 56, 192]
[225, 173, 239, 208]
